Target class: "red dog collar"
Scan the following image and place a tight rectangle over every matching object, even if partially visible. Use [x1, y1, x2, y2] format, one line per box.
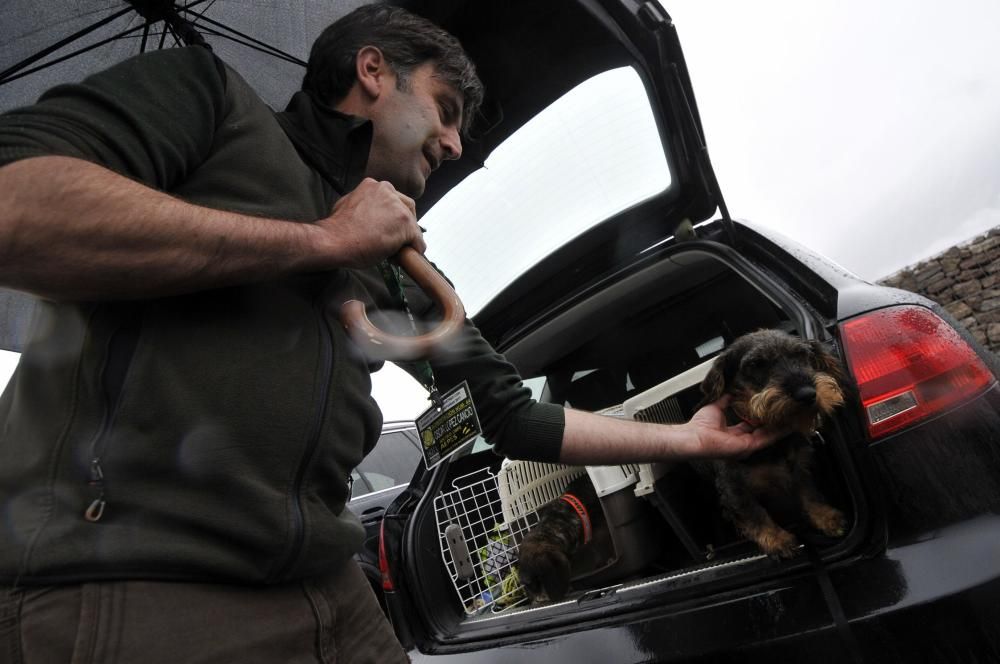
[560, 493, 592, 544]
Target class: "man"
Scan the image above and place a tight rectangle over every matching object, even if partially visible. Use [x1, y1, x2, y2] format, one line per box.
[0, 5, 781, 663]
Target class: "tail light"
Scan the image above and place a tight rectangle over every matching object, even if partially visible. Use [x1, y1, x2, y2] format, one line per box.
[840, 305, 996, 439]
[378, 518, 394, 592]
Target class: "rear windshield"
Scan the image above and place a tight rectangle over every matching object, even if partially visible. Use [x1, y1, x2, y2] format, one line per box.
[423, 66, 672, 315]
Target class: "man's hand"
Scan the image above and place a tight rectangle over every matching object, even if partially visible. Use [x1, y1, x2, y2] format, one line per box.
[681, 395, 787, 459]
[318, 178, 426, 269]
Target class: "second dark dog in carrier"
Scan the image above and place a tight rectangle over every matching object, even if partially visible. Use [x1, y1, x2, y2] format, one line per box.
[516, 475, 602, 603]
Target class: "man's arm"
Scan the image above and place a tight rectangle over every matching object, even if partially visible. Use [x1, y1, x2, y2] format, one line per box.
[559, 396, 782, 465]
[0, 157, 424, 301]
[407, 274, 780, 464]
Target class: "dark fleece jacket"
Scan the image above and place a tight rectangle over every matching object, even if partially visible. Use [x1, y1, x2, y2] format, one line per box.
[0, 46, 563, 585]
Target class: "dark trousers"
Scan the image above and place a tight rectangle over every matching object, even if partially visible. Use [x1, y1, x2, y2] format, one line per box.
[0, 559, 408, 664]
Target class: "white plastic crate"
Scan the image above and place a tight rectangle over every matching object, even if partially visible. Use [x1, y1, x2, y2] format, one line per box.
[497, 461, 587, 526]
[620, 358, 715, 495]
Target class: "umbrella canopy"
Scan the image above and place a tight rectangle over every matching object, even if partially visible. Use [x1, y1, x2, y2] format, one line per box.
[0, 0, 371, 113]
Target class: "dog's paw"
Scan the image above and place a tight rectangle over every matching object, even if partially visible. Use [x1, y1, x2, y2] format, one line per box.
[808, 504, 847, 537]
[517, 537, 572, 603]
[756, 527, 800, 559]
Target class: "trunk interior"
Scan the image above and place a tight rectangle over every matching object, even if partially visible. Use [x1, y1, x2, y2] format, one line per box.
[404, 241, 865, 638]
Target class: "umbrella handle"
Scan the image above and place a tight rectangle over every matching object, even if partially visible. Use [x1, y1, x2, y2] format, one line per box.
[341, 246, 466, 361]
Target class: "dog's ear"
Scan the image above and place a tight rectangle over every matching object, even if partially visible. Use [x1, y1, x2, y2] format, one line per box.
[699, 349, 736, 406]
[809, 340, 848, 385]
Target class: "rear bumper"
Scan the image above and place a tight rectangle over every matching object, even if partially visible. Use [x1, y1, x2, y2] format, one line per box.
[408, 514, 1000, 662]
[834, 514, 1000, 662]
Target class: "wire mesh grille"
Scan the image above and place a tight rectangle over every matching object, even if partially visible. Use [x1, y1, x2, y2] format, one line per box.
[434, 467, 536, 615]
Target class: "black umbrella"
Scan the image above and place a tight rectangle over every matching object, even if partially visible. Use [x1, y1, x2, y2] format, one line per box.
[0, 0, 374, 113]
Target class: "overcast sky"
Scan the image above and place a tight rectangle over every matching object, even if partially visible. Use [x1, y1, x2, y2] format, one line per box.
[667, 0, 1000, 278]
[3, 0, 999, 417]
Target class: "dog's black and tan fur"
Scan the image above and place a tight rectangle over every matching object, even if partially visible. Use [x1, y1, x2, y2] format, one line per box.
[698, 329, 849, 558]
[516, 475, 599, 603]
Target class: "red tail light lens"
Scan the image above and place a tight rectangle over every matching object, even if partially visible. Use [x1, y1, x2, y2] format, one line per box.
[378, 519, 394, 592]
[840, 305, 996, 440]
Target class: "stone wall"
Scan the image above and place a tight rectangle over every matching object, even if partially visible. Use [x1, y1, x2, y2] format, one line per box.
[878, 226, 1000, 353]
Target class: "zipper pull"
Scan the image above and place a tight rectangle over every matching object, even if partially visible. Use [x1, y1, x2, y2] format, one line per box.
[85, 497, 106, 522]
[85, 459, 106, 522]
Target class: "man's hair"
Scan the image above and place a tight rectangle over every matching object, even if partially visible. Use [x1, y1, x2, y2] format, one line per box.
[303, 5, 484, 135]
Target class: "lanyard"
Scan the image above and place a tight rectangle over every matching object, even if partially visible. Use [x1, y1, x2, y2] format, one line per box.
[378, 259, 441, 404]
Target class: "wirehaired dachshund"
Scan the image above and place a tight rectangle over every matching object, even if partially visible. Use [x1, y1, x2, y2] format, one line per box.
[698, 329, 850, 558]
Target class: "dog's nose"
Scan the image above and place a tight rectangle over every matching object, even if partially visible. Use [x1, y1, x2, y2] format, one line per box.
[793, 385, 817, 404]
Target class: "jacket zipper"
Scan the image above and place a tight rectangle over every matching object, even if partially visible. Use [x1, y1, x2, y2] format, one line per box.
[271, 298, 336, 580]
[84, 310, 141, 523]
[83, 361, 115, 522]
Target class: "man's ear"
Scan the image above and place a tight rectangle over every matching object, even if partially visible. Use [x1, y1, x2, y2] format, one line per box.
[355, 46, 388, 99]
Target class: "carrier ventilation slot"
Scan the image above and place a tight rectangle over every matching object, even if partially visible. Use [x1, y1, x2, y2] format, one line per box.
[633, 395, 685, 424]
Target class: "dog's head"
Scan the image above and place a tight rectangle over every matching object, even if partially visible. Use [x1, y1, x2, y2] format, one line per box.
[700, 329, 847, 434]
[516, 536, 572, 603]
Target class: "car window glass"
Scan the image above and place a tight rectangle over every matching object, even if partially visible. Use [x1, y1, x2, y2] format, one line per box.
[349, 468, 371, 497]
[361, 471, 398, 493]
[423, 66, 671, 316]
[353, 431, 420, 498]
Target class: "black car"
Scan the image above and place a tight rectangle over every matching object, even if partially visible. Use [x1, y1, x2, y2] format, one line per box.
[347, 420, 423, 608]
[375, 1, 1000, 661]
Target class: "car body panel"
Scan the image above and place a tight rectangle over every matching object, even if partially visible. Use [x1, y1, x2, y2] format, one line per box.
[406, 512, 1000, 662]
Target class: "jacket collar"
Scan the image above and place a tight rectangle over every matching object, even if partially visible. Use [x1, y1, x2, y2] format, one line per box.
[276, 90, 372, 194]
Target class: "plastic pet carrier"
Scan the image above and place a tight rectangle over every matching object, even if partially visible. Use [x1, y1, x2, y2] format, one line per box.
[432, 358, 716, 616]
[433, 460, 664, 615]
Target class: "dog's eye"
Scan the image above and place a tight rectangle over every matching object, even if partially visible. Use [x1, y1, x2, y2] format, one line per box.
[742, 357, 764, 371]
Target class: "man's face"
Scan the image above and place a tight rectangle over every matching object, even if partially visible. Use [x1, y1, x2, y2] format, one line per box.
[364, 62, 464, 199]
